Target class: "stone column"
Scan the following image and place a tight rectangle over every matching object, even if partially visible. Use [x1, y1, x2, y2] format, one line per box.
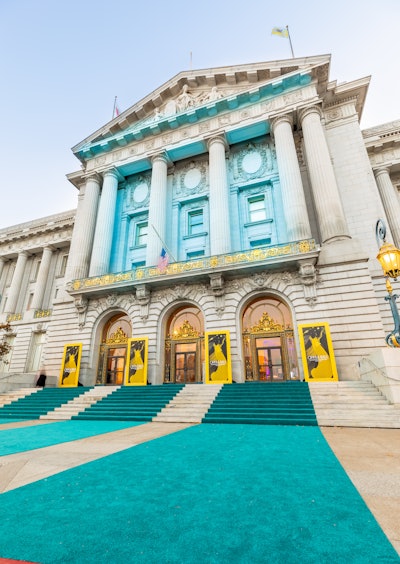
[31, 246, 54, 310]
[374, 167, 400, 248]
[5, 251, 29, 313]
[299, 105, 350, 243]
[65, 174, 101, 281]
[89, 169, 120, 277]
[146, 154, 168, 267]
[0, 257, 5, 282]
[208, 136, 231, 255]
[271, 114, 311, 241]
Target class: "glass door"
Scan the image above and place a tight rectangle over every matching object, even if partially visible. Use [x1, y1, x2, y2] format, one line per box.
[175, 343, 196, 383]
[255, 337, 284, 381]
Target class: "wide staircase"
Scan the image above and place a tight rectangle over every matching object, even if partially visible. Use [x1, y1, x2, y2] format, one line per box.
[154, 384, 222, 423]
[0, 387, 91, 420]
[40, 386, 119, 420]
[202, 381, 318, 426]
[71, 384, 184, 421]
[309, 381, 400, 428]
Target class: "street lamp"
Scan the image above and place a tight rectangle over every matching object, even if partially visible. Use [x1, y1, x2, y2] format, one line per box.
[376, 219, 400, 347]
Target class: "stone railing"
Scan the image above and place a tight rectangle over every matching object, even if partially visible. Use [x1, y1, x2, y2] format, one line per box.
[71, 239, 318, 292]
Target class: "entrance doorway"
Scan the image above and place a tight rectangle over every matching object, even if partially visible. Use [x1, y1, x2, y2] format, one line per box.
[175, 343, 197, 383]
[242, 297, 299, 382]
[255, 336, 284, 381]
[164, 306, 204, 383]
[96, 314, 132, 385]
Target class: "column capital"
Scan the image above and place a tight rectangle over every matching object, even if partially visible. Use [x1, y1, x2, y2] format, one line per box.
[83, 172, 102, 185]
[270, 112, 293, 134]
[102, 167, 124, 182]
[151, 152, 171, 166]
[206, 134, 228, 152]
[374, 166, 391, 179]
[298, 104, 323, 124]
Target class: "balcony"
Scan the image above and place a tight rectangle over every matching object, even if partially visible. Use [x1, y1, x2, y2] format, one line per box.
[68, 239, 319, 298]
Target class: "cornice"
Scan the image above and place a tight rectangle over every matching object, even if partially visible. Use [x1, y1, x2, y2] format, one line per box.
[75, 70, 313, 162]
[0, 209, 76, 246]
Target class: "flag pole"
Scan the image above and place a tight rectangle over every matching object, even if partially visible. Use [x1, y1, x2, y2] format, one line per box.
[112, 96, 117, 119]
[151, 224, 177, 262]
[286, 25, 295, 58]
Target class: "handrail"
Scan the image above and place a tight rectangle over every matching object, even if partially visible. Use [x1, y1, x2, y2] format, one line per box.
[358, 356, 400, 384]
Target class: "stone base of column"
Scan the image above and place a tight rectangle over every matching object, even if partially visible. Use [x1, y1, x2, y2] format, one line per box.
[317, 237, 367, 266]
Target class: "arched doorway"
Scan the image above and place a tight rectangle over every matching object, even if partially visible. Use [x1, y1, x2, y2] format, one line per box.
[96, 313, 132, 385]
[164, 306, 204, 383]
[242, 297, 299, 381]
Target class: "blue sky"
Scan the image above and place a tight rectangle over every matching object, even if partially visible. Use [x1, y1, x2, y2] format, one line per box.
[1, 0, 399, 227]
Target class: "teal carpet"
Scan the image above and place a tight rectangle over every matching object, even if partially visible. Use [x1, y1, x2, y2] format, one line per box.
[0, 425, 398, 564]
[0, 420, 142, 456]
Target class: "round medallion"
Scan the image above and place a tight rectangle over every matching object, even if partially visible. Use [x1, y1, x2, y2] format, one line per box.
[242, 151, 262, 174]
[184, 167, 201, 189]
[133, 182, 149, 203]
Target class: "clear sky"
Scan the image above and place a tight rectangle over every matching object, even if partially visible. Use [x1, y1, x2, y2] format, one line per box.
[1, 0, 399, 228]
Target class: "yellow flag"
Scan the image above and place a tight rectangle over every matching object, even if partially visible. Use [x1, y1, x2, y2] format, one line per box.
[271, 26, 289, 38]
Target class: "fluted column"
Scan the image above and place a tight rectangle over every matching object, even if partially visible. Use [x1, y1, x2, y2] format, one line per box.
[89, 169, 120, 276]
[31, 246, 54, 310]
[65, 174, 101, 281]
[146, 154, 168, 266]
[374, 167, 400, 248]
[271, 114, 311, 241]
[208, 136, 231, 255]
[5, 251, 29, 313]
[299, 106, 350, 243]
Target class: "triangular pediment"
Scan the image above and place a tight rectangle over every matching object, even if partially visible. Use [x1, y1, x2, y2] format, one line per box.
[72, 54, 331, 158]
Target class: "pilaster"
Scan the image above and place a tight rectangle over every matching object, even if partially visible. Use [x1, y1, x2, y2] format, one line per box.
[374, 167, 400, 248]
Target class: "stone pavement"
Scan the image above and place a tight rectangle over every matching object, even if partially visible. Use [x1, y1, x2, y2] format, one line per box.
[0, 421, 399, 556]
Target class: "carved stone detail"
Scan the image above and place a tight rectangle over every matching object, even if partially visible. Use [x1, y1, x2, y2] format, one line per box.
[298, 259, 318, 305]
[135, 284, 151, 321]
[173, 159, 208, 199]
[125, 172, 151, 210]
[74, 295, 88, 329]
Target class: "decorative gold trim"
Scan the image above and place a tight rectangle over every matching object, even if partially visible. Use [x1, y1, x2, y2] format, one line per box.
[104, 326, 129, 344]
[71, 239, 317, 291]
[171, 319, 199, 339]
[248, 312, 284, 333]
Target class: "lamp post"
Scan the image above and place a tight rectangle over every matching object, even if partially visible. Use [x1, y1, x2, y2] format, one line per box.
[376, 219, 400, 347]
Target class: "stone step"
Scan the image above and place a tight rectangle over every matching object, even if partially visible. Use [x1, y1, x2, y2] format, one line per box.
[40, 386, 119, 420]
[310, 380, 400, 427]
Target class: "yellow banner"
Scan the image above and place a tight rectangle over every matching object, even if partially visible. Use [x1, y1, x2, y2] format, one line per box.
[125, 337, 148, 386]
[298, 323, 338, 381]
[205, 331, 232, 384]
[59, 343, 82, 387]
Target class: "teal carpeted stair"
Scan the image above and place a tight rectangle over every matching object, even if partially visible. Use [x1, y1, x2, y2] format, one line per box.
[72, 384, 184, 421]
[202, 381, 317, 425]
[0, 387, 92, 419]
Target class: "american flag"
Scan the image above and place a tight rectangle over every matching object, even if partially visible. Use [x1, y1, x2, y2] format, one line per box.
[158, 248, 169, 272]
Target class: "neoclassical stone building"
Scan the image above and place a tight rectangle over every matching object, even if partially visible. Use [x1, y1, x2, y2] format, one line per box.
[1, 54, 400, 388]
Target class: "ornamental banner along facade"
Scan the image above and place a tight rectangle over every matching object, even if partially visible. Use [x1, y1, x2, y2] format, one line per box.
[125, 337, 148, 386]
[298, 323, 338, 382]
[59, 343, 82, 387]
[205, 331, 232, 384]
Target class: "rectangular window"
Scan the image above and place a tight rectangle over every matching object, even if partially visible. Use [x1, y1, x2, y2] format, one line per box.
[32, 260, 41, 282]
[135, 222, 148, 246]
[26, 332, 46, 372]
[248, 196, 267, 223]
[59, 254, 68, 277]
[188, 210, 204, 236]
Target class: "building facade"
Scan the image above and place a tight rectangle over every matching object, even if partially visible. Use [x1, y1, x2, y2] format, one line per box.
[1, 54, 400, 388]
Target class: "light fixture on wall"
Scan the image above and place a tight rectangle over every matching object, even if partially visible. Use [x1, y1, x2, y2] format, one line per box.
[376, 219, 400, 347]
